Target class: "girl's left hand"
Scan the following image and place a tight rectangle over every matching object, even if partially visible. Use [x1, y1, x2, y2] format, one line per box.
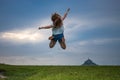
[67, 8, 70, 12]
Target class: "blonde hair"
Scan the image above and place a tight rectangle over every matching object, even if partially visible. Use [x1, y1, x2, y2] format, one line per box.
[51, 13, 63, 28]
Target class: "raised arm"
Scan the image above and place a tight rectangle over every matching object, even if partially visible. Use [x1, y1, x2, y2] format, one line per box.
[38, 25, 52, 30]
[62, 8, 70, 21]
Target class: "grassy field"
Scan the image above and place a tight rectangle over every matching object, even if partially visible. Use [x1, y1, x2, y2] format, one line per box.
[0, 64, 120, 80]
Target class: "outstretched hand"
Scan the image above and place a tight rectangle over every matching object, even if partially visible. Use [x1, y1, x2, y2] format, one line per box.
[38, 27, 42, 30]
[67, 8, 70, 13]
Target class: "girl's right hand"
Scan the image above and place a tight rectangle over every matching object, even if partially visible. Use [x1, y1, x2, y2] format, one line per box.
[49, 36, 54, 40]
[38, 27, 42, 30]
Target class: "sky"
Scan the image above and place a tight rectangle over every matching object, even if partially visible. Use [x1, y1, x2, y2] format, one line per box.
[0, 0, 120, 65]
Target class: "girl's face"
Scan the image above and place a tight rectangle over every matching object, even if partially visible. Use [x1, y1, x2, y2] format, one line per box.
[56, 15, 61, 19]
[51, 13, 61, 22]
[51, 13, 63, 27]
[54, 17, 60, 22]
[53, 17, 62, 27]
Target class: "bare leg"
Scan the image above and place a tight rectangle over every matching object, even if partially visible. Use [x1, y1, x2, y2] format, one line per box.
[49, 40, 56, 48]
[59, 37, 66, 49]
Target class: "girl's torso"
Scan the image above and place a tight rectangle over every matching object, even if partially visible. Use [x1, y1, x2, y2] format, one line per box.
[52, 25, 64, 35]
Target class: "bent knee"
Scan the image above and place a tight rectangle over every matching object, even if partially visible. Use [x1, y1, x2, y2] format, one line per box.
[61, 44, 66, 49]
[49, 45, 54, 48]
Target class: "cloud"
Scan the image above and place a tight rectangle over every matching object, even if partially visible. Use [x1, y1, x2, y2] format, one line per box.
[64, 15, 119, 36]
[79, 38, 120, 46]
[0, 18, 52, 44]
[0, 55, 83, 65]
[0, 56, 41, 65]
[0, 28, 48, 44]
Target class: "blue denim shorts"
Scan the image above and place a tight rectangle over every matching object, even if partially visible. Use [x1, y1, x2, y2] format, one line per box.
[52, 33, 64, 42]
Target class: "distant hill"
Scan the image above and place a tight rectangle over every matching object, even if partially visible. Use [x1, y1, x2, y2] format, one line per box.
[82, 58, 98, 66]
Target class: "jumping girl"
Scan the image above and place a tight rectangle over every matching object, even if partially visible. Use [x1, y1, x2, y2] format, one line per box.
[38, 8, 70, 49]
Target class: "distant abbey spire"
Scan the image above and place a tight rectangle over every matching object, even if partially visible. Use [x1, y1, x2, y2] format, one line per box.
[82, 58, 98, 66]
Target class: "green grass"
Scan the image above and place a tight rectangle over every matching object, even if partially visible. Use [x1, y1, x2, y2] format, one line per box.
[0, 64, 120, 80]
